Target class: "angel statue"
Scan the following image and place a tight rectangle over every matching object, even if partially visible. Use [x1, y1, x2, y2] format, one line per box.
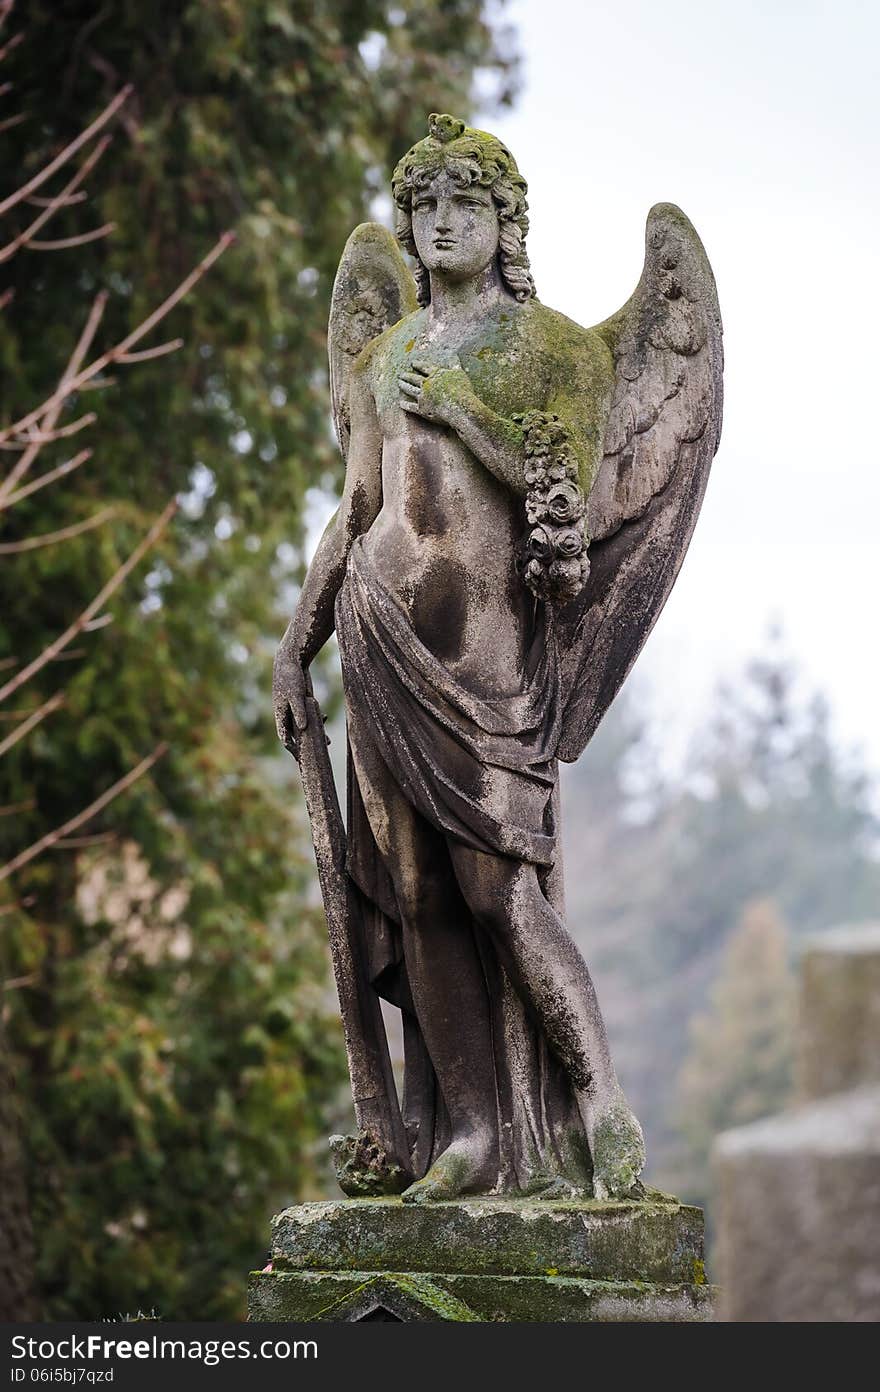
[272, 114, 722, 1204]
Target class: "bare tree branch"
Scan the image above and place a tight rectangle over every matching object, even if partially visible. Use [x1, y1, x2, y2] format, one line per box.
[52, 831, 117, 849]
[0, 232, 233, 445]
[0, 499, 176, 704]
[0, 692, 64, 759]
[26, 224, 115, 251]
[0, 289, 106, 500]
[78, 375, 115, 391]
[0, 506, 114, 554]
[0, 449, 92, 512]
[116, 338, 183, 364]
[0, 85, 130, 219]
[0, 742, 167, 882]
[83, 613, 112, 632]
[24, 191, 87, 209]
[0, 413, 96, 448]
[0, 32, 22, 64]
[0, 133, 112, 264]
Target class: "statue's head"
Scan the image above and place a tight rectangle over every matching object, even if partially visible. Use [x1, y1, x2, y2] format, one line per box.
[391, 113, 535, 307]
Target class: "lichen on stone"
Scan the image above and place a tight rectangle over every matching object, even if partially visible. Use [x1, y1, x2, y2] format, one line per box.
[329, 1129, 409, 1197]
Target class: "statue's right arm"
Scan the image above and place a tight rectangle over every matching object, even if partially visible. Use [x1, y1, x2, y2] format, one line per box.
[273, 361, 382, 756]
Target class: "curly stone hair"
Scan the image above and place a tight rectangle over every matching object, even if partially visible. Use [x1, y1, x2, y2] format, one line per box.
[391, 113, 536, 307]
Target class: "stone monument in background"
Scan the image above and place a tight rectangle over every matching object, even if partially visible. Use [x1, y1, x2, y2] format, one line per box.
[715, 923, 880, 1322]
[254, 114, 723, 1321]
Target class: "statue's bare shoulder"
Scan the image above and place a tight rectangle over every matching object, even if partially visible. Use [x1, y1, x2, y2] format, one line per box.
[492, 299, 615, 490]
[352, 308, 427, 415]
[512, 299, 614, 403]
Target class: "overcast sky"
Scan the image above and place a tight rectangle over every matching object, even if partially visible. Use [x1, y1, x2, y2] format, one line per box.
[474, 0, 880, 771]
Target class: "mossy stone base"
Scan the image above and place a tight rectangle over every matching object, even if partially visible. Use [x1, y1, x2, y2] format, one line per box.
[249, 1194, 713, 1322]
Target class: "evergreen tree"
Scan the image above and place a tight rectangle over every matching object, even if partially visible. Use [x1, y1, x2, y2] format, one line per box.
[674, 898, 795, 1210]
[0, 1, 516, 1319]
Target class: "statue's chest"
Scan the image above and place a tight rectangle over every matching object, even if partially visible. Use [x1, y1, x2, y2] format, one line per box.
[373, 320, 551, 428]
[461, 340, 553, 419]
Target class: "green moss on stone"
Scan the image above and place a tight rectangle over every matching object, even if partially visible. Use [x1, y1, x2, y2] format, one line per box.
[248, 1268, 716, 1323]
[269, 1194, 704, 1284]
[365, 295, 614, 500]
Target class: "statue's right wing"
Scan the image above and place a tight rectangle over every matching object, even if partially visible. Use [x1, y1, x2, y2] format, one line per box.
[328, 222, 419, 461]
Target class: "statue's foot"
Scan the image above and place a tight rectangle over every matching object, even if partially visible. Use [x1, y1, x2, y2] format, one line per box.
[401, 1133, 496, 1204]
[583, 1087, 646, 1200]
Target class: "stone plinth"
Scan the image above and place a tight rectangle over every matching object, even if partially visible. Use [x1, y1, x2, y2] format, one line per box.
[248, 1193, 713, 1322]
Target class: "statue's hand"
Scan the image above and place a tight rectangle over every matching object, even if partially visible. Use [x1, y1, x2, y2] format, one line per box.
[398, 358, 477, 427]
[272, 643, 308, 762]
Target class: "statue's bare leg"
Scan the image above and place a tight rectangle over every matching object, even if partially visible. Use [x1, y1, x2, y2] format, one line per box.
[396, 876, 501, 1202]
[350, 742, 499, 1201]
[447, 841, 646, 1199]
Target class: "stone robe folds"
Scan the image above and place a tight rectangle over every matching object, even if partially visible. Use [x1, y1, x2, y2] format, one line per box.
[335, 537, 592, 1192]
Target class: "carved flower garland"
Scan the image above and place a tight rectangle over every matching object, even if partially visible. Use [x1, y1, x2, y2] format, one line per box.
[515, 410, 590, 604]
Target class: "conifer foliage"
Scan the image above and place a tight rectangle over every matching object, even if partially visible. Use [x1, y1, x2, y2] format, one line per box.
[0, 0, 516, 1319]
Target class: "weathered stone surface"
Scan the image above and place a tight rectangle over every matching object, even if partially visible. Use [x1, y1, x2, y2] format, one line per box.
[715, 1085, 880, 1321]
[270, 1194, 705, 1284]
[272, 112, 723, 1208]
[254, 1192, 712, 1321]
[248, 1268, 715, 1323]
[715, 922, 880, 1320]
[309, 1274, 480, 1323]
[796, 923, 880, 1101]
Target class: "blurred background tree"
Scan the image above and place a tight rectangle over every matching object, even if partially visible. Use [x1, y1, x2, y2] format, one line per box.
[3, 0, 877, 1325]
[0, 0, 517, 1320]
[674, 898, 795, 1212]
[562, 636, 880, 1211]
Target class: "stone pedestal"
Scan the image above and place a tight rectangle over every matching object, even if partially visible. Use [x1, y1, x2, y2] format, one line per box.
[248, 1193, 713, 1322]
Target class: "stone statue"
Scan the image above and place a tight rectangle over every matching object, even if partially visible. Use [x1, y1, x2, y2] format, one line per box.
[272, 114, 723, 1206]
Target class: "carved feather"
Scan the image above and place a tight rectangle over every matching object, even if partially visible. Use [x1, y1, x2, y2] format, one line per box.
[328, 222, 419, 460]
[556, 202, 723, 763]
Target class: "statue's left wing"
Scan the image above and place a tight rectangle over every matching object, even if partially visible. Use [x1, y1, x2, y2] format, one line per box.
[556, 202, 723, 762]
[328, 222, 419, 461]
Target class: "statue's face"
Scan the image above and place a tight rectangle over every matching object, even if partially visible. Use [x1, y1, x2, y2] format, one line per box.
[410, 169, 500, 282]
